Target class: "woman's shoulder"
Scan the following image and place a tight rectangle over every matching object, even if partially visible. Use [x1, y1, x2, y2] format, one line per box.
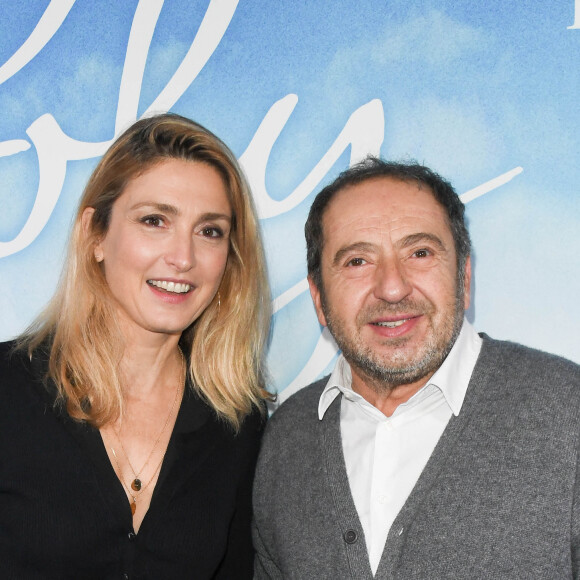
[239, 402, 267, 438]
[0, 339, 17, 355]
[211, 400, 266, 451]
[0, 340, 29, 375]
[0, 339, 50, 398]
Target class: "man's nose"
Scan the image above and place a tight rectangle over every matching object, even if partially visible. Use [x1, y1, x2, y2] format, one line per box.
[373, 258, 412, 303]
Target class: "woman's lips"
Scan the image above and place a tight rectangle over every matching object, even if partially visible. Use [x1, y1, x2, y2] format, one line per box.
[147, 279, 192, 294]
[146, 279, 195, 303]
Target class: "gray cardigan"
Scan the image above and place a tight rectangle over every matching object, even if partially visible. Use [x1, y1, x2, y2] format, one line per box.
[253, 336, 580, 579]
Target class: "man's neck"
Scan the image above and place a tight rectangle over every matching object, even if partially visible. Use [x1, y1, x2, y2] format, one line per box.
[350, 371, 432, 417]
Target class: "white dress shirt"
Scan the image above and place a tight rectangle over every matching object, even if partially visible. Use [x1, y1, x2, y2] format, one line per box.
[318, 319, 482, 574]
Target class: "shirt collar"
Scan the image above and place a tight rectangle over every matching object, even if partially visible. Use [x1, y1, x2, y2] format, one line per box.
[318, 318, 482, 420]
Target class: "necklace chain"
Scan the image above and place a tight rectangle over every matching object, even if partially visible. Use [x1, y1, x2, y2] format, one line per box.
[110, 348, 185, 515]
[111, 446, 164, 514]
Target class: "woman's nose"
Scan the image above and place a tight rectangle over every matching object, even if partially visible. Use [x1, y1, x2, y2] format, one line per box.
[164, 232, 195, 272]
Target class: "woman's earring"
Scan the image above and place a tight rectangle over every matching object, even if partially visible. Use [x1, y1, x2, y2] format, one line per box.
[94, 250, 103, 262]
[217, 292, 221, 315]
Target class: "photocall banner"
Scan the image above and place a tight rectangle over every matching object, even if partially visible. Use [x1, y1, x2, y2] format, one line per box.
[1, 0, 579, 401]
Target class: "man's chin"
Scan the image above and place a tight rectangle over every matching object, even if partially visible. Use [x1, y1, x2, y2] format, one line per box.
[345, 342, 449, 391]
[355, 361, 434, 391]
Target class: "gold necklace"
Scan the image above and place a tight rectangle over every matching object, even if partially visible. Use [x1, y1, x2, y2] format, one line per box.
[111, 348, 185, 515]
[111, 446, 165, 515]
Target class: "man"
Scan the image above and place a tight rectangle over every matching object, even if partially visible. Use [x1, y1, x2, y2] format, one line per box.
[253, 158, 580, 579]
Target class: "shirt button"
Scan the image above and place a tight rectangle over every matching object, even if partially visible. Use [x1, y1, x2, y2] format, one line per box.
[343, 529, 357, 544]
[127, 532, 136, 541]
[122, 574, 129, 579]
[378, 494, 389, 505]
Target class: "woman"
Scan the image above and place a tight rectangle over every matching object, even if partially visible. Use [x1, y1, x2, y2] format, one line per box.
[0, 113, 271, 578]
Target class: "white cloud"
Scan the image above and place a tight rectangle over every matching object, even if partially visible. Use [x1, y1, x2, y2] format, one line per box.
[146, 38, 190, 78]
[386, 95, 506, 179]
[0, 80, 46, 125]
[325, 8, 491, 82]
[375, 9, 489, 66]
[57, 52, 121, 136]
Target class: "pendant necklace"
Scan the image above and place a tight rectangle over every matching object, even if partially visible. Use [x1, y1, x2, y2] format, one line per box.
[110, 348, 185, 515]
[111, 446, 165, 515]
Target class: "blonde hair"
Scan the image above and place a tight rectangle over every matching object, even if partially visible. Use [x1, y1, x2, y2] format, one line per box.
[20, 113, 271, 431]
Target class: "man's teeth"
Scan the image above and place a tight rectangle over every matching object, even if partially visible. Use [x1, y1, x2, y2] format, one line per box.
[375, 319, 409, 328]
[148, 280, 191, 294]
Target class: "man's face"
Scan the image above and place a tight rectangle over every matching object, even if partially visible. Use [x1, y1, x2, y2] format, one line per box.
[308, 177, 471, 393]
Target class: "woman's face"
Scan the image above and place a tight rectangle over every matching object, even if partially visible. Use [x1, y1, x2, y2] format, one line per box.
[90, 158, 232, 342]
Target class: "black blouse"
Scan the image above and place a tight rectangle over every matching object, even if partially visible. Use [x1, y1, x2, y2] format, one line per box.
[0, 341, 264, 579]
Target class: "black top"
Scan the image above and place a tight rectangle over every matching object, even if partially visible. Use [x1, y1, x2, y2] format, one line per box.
[0, 341, 264, 579]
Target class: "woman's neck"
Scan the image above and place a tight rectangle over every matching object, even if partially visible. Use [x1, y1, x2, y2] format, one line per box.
[119, 335, 183, 399]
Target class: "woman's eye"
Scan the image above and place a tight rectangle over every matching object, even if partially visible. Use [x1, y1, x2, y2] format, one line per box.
[201, 226, 223, 238]
[141, 215, 164, 227]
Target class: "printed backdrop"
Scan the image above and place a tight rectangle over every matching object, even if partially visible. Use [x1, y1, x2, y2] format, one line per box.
[1, 1, 579, 401]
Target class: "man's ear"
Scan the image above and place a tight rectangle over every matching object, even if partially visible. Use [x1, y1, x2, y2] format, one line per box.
[81, 207, 104, 262]
[308, 275, 328, 328]
[462, 255, 472, 310]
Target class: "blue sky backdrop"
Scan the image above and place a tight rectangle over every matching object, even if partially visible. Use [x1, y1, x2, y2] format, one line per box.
[1, 0, 578, 394]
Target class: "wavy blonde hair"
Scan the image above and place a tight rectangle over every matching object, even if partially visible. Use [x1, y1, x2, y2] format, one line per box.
[21, 113, 271, 431]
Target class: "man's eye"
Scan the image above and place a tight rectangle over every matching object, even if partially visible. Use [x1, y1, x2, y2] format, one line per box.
[346, 257, 365, 267]
[141, 215, 164, 227]
[413, 249, 430, 258]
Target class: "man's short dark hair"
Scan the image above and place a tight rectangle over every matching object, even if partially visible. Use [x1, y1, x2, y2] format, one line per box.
[305, 157, 471, 289]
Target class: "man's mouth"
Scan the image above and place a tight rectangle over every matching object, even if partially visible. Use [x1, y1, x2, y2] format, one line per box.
[372, 318, 411, 328]
[147, 280, 192, 294]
